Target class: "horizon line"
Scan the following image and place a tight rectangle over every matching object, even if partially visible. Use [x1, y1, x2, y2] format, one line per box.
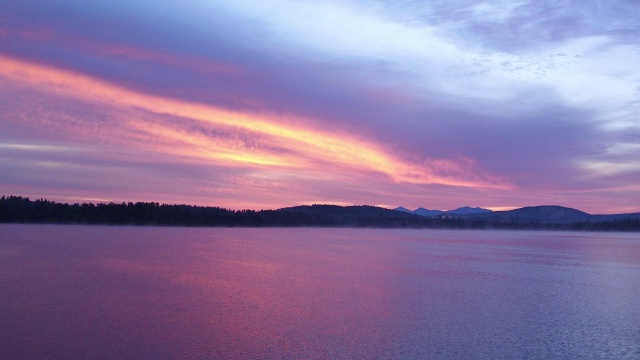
[3, 195, 638, 216]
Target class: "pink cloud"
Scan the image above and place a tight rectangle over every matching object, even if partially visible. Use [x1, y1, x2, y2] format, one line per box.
[0, 55, 508, 192]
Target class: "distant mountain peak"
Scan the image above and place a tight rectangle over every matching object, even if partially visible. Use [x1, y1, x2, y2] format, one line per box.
[394, 206, 413, 213]
[413, 208, 445, 217]
[447, 206, 493, 215]
[395, 206, 492, 217]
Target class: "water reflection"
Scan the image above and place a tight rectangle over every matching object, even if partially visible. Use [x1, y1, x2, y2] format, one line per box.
[1, 226, 639, 359]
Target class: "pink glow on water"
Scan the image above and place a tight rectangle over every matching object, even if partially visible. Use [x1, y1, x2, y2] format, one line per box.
[2, 226, 639, 359]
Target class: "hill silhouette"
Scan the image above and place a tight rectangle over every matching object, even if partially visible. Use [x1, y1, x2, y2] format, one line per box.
[395, 206, 492, 216]
[448, 206, 493, 215]
[457, 205, 592, 223]
[1, 196, 639, 231]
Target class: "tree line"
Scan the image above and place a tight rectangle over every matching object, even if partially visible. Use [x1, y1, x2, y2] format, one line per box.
[1, 196, 639, 231]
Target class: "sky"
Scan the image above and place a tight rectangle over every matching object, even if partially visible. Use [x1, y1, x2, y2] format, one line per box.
[1, 0, 639, 213]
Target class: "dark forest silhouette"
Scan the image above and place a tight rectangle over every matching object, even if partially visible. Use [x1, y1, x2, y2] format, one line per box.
[1, 196, 639, 231]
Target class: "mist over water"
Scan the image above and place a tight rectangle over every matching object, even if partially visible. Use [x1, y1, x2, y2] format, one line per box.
[1, 225, 639, 359]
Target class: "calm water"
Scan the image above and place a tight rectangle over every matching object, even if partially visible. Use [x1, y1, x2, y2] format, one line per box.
[1, 225, 639, 359]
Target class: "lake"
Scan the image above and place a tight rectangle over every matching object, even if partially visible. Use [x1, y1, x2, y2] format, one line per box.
[1, 225, 639, 359]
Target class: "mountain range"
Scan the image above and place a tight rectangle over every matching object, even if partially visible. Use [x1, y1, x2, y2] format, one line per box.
[395, 206, 492, 217]
[395, 205, 640, 224]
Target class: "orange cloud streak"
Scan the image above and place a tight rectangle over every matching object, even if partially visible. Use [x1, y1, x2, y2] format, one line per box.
[127, 121, 301, 167]
[0, 55, 510, 189]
